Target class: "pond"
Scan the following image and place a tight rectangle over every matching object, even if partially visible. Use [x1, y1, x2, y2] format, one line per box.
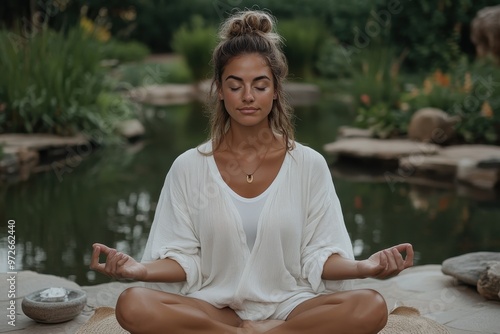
[1, 98, 499, 286]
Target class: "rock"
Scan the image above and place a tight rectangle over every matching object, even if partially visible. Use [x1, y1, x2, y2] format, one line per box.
[116, 119, 145, 141]
[128, 84, 196, 106]
[337, 126, 374, 139]
[477, 262, 500, 300]
[398, 145, 500, 189]
[442, 252, 500, 286]
[456, 159, 500, 189]
[477, 157, 500, 168]
[323, 138, 440, 163]
[407, 108, 459, 144]
[17, 147, 39, 181]
[471, 5, 500, 63]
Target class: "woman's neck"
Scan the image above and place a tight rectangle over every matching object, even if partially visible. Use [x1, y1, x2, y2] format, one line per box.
[224, 121, 276, 154]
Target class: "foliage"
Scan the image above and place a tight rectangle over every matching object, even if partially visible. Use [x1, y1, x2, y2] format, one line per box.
[113, 60, 192, 87]
[99, 39, 150, 63]
[387, 0, 500, 71]
[403, 57, 500, 143]
[0, 25, 133, 136]
[355, 102, 411, 139]
[171, 16, 216, 83]
[316, 38, 358, 79]
[278, 18, 327, 80]
[350, 45, 412, 138]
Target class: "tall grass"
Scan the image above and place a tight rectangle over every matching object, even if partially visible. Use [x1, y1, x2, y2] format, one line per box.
[278, 18, 327, 80]
[0, 26, 133, 136]
[171, 16, 216, 83]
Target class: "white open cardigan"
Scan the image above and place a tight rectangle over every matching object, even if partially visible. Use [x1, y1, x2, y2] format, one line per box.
[141, 141, 354, 320]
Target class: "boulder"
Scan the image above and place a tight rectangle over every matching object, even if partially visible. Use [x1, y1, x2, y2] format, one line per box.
[477, 262, 500, 300]
[442, 252, 500, 286]
[323, 138, 440, 163]
[407, 108, 459, 144]
[116, 119, 145, 141]
[471, 5, 500, 63]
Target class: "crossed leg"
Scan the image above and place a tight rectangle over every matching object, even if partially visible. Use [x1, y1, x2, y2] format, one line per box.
[116, 287, 387, 334]
[268, 289, 388, 334]
[116, 287, 246, 334]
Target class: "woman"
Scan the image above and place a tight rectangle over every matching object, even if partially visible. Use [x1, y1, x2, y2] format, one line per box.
[90, 10, 414, 334]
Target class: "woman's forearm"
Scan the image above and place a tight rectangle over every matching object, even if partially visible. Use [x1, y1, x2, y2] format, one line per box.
[142, 258, 187, 282]
[321, 253, 362, 280]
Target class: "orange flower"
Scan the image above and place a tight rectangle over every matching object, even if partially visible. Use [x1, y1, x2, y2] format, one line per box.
[360, 94, 371, 106]
[354, 196, 363, 209]
[433, 69, 450, 87]
[438, 197, 450, 211]
[481, 101, 493, 118]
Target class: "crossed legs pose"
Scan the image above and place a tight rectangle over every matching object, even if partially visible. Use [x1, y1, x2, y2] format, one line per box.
[115, 286, 388, 334]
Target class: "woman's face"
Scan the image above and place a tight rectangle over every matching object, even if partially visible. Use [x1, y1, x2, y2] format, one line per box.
[219, 53, 276, 129]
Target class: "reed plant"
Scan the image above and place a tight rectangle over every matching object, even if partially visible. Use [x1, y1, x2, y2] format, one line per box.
[0, 26, 133, 136]
[278, 18, 327, 80]
[171, 16, 216, 83]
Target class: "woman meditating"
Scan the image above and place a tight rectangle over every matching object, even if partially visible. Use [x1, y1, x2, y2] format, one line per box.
[90, 9, 414, 334]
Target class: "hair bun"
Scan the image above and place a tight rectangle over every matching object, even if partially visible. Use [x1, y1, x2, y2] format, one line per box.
[222, 10, 274, 39]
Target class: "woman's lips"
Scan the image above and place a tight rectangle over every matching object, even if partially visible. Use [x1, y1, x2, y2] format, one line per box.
[238, 107, 258, 114]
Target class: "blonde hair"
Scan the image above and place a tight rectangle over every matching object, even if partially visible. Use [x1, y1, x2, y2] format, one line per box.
[206, 10, 295, 152]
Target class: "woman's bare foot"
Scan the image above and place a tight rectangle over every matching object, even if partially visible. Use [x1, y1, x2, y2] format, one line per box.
[240, 319, 285, 333]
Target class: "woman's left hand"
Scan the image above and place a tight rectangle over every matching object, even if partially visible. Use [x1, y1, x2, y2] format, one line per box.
[357, 243, 414, 279]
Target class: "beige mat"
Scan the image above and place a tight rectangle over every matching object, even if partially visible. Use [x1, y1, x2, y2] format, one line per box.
[379, 306, 450, 334]
[77, 305, 450, 333]
[76, 307, 129, 334]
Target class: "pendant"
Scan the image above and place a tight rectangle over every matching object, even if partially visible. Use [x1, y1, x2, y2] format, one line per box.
[246, 174, 253, 183]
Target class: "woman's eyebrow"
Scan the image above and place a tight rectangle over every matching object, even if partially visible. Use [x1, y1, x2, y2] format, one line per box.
[225, 75, 271, 82]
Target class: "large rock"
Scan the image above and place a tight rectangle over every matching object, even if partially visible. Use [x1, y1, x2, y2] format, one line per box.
[399, 144, 500, 189]
[116, 119, 145, 141]
[323, 138, 440, 163]
[407, 108, 458, 144]
[442, 252, 500, 286]
[471, 5, 500, 63]
[477, 262, 500, 300]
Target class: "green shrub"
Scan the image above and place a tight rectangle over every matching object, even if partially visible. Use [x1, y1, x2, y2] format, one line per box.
[350, 45, 410, 138]
[0, 26, 133, 136]
[278, 18, 327, 80]
[171, 16, 216, 83]
[100, 39, 150, 63]
[316, 38, 357, 79]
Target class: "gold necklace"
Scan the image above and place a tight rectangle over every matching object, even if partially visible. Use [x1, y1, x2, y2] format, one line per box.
[228, 145, 271, 184]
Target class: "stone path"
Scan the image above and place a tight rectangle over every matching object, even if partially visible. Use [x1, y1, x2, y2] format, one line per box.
[1, 266, 499, 333]
[323, 132, 500, 195]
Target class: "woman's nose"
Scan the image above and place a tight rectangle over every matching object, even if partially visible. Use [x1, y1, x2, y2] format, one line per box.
[242, 88, 255, 102]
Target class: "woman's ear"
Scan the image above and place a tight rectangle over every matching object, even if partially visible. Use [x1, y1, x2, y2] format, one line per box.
[218, 86, 223, 100]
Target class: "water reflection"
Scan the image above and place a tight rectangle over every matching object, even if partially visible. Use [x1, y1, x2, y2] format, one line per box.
[1, 100, 499, 286]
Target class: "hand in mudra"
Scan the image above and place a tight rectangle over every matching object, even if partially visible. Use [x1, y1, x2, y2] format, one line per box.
[90, 243, 147, 281]
[358, 243, 414, 279]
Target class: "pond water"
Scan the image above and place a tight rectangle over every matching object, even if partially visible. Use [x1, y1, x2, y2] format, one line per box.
[1, 98, 499, 286]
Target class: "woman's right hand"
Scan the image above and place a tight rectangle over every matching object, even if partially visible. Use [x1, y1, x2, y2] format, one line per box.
[90, 243, 147, 281]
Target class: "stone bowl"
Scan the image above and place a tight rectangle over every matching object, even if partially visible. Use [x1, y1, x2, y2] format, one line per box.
[21, 287, 87, 323]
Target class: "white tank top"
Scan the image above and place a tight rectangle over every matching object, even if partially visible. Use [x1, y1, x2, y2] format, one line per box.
[229, 189, 270, 251]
